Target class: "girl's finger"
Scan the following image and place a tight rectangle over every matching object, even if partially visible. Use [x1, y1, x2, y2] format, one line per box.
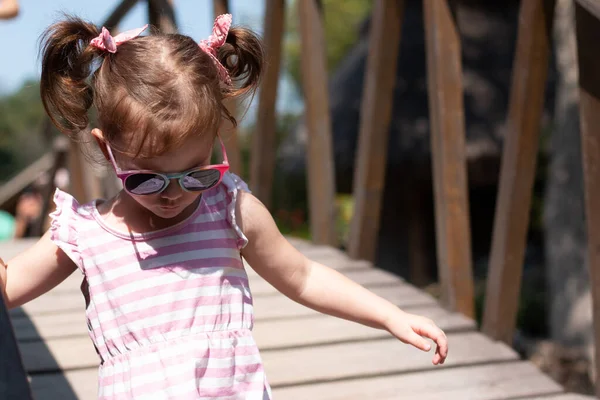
[403, 331, 432, 352]
[413, 323, 448, 358]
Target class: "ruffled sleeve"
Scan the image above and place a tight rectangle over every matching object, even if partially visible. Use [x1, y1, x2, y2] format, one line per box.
[49, 189, 84, 273]
[221, 172, 251, 249]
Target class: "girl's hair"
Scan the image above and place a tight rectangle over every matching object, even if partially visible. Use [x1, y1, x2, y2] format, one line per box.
[39, 15, 263, 157]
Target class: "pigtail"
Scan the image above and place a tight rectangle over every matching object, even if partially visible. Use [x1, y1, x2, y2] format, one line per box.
[39, 16, 100, 137]
[217, 27, 264, 99]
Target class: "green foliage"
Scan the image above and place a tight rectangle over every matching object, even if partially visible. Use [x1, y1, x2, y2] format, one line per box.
[0, 81, 48, 182]
[284, 0, 372, 89]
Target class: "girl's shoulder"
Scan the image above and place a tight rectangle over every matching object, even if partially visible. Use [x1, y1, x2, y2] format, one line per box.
[217, 172, 251, 249]
[49, 189, 97, 272]
[221, 171, 250, 196]
[50, 188, 96, 225]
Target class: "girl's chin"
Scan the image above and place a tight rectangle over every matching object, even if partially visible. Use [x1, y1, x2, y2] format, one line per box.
[154, 204, 184, 218]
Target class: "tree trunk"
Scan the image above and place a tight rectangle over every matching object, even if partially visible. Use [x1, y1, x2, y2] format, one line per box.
[544, 0, 593, 379]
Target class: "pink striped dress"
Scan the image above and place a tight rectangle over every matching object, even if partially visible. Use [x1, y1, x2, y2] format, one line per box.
[49, 172, 272, 399]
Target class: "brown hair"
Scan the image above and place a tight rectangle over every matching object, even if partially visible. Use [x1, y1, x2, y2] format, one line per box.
[39, 15, 263, 157]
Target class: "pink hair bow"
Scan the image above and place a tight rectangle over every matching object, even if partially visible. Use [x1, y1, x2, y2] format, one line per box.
[199, 14, 232, 85]
[90, 24, 148, 54]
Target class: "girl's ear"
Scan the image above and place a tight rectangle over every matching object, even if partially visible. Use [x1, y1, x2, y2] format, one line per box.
[91, 128, 109, 161]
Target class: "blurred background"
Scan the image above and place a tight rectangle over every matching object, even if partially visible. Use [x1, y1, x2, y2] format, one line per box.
[0, 0, 594, 395]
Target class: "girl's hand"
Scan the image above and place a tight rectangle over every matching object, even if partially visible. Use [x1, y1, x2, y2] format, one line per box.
[385, 311, 448, 365]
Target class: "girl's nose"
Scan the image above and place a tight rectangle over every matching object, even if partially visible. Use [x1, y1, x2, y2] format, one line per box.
[160, 179, 183, 201]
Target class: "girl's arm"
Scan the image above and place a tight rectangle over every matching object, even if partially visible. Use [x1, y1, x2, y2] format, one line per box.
[0, 230, 77, 309]
[238, 192, 448, 365]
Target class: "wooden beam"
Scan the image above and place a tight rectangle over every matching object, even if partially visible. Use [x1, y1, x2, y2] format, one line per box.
[297, 0, 337, 246]
[212, 0, 243, 177]
[102, 0, 139, 30]
[251, 0, 286, 208]
[575, 2, 600, 392]
[482, 0, 555, 344]
[347, 0, 404, 262]
[148, 0, 177, 34]
[213, 0, 229, 17]
[0, 290, 33, 399]
[423, 0, 474, 318]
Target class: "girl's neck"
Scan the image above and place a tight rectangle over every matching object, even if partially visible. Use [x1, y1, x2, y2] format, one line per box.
[96, 191, 202, 235]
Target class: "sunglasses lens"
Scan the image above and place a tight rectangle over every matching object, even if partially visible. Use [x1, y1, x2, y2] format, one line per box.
[124, 174, 167, 195]
[182, 169, 221, 191]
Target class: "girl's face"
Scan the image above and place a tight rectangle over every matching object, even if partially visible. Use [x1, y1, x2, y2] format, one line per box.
[102, 132, 215, 220]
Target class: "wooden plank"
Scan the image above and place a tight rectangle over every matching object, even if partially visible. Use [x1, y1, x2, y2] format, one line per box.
[250, 0, 285, 208]
[574, 2, 600, 394]
[261, 331, 518, 388]
[0, 284, 33, 399]
[17, 328, 507, 377]
[32, 363, 586, 400]
[102, 0, 139, 30]
[272, 361, 563, 400]
[482, 0, 555, 344]
[254, 284, 438, 318]
[19, 336, 98, 372]
[297, 0, 337, 246]
[347, 0, 404, 262]
[14, 307, 471, 380]
[13, 285, 442, 341]
[249, 267, 406, 296]
[147, 0, 177, 34]
[10, 290, 85, 318]
[13, 295, 466, 343]
[523, 394, 595, 400]
[29, 368, 98, 400]
[253, 305, 473, 350]
[423, 0, 474, 318]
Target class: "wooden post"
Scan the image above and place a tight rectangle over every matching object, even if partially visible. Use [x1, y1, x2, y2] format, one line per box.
[251, 0, 285, 208]
[482, 0, 555, 344]
[67, 141, 103, 204]
[298, 0, 337, 246]
[212, 0, 243, 177]
[0, 288, 33, 399]
[423, 0, 474, 318]
[148, 0, 177, 34]
[347, 0, 404, 261]
[213, 0, 229, 17]
[103, 0, 140, 30]
[575, 0, 600, 391]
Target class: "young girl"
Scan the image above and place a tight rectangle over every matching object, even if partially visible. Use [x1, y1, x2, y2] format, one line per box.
[0, 14, 448, 399]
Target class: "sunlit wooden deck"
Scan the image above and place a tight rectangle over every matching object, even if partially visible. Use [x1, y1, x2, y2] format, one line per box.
[2, 238, 593, 400]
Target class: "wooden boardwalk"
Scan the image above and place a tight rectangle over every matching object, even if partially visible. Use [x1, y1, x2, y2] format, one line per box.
[1, 238, 594, 400]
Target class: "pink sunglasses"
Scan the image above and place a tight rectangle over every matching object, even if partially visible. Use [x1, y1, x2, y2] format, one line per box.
[106, 137, 230, 196]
